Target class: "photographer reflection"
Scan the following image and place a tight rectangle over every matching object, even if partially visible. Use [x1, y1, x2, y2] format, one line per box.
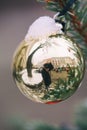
[40, 63, 54, 91]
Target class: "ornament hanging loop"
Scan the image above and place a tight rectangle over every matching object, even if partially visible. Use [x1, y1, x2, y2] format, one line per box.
[53, 12, 66, 32]
[53, 0, 77, 32]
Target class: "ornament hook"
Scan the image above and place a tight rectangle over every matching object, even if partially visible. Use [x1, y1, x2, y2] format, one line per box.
[53, 0, 77, 32]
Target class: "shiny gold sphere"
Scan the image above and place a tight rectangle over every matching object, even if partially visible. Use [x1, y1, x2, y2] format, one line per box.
[12, 35, 85, 104]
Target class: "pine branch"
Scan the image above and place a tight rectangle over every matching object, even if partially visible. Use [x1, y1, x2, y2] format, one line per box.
[69, 11, 87, 44]
[82, 23, 87, 30]
[57, 0, 87, 45]
[37, 0, 87, 45]
[37, 0, 87, 62]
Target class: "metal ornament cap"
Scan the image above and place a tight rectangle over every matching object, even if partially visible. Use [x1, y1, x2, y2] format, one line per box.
[25, 16, 63, 41]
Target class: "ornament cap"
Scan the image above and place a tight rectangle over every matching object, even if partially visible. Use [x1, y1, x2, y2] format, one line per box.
[25, 16, 63, 41]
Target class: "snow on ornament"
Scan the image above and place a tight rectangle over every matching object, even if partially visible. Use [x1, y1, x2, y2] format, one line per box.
[12, 16, 85, 104]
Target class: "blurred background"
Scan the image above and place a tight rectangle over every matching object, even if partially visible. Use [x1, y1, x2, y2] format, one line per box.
[0, 0, 87, 129]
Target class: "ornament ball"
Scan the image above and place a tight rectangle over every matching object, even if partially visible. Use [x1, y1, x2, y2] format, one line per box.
[12, 16, 85, 104]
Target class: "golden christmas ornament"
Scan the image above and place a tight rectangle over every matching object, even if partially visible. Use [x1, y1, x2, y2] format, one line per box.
[12, 16, 85, 104]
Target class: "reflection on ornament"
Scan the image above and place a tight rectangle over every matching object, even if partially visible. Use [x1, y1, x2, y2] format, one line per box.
[12, 16, 85, 104]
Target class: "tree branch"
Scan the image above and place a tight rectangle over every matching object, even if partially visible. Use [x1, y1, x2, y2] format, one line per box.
[70, 11, 87, 44]
[41, 0, 87, 44]
[57, 0, 87, 45]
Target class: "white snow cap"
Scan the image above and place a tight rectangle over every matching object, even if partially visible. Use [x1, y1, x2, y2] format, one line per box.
[25, 16, 63, 41]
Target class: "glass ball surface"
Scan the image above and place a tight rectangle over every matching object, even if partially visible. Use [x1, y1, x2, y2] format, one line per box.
[12, 35, 85, 104]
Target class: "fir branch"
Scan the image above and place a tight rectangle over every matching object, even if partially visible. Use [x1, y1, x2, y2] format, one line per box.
[37, 0, 87, 61]
[56, 0, 87, 45]
[58, 0, 64, 7]
[70, 11, 87, 44]
[82, 22, 87, 30]
[37, 0, 87, 45]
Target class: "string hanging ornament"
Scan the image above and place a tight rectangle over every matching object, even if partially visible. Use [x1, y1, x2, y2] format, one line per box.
[12, 0, 85, 104]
